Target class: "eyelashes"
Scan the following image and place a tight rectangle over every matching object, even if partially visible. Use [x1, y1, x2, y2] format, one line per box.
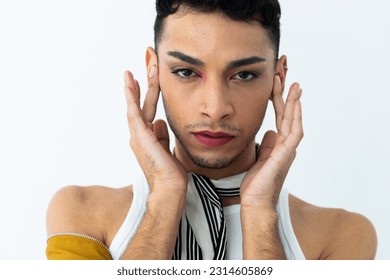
[171, 68, 260, 82]
[171, 68, 198, 79]
[231, 71, 259, 81]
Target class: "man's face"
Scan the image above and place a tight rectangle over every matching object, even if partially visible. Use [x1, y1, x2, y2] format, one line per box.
[156, 8, 277, 176]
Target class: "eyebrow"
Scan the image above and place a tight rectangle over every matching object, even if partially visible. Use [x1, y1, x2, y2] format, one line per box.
[167, 51, 266, 68]
[227, 56, 266, 69]
[168, 51, 205, 66]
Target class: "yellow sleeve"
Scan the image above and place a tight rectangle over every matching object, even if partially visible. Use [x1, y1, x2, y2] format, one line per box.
[46, 234, 113, 260]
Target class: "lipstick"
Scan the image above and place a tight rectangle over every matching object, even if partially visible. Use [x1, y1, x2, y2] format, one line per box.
[193, 131, 235, 147]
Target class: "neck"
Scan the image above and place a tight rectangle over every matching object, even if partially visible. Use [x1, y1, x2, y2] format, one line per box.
[221, 196, 241, 206]
[174, 140, 257, 180]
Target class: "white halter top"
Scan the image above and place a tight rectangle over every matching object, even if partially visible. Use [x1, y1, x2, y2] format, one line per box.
[109, 173, 305, 260]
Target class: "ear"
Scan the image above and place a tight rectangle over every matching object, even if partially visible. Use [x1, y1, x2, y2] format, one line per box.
[145, 47, 158, 73]
[271, 55, 288, 100]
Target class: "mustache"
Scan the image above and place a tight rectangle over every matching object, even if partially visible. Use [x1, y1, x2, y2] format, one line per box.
[185, 122, 241, 132]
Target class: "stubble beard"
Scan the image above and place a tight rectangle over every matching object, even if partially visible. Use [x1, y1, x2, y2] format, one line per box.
[164, 108, 264, 170]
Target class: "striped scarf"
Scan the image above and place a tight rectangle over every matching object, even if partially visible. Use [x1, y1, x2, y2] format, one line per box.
[172, 173, 242, 260]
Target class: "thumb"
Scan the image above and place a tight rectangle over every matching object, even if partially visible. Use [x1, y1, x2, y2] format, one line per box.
[257, 130, 277, 164]
[153, 119, 170, 153]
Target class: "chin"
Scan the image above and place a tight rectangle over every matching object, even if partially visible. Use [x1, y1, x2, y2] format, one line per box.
[187, 151, 241, 169]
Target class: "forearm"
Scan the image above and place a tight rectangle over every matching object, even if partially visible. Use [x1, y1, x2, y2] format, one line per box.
[120, 192, 185, 259]
[241, 207, 286, 260]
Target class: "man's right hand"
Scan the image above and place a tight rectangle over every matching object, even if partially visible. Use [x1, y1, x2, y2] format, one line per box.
[121, 66, 187, 259]
[123, 66, 188, 196]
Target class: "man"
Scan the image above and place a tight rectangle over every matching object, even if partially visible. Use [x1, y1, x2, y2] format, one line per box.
[46, 0, 377, 260]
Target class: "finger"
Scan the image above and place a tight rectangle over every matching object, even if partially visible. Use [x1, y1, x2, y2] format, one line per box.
[134, 79, 141, 106]
[277, 83, 301, 144]
[271, 75, 284, 131]
[153, 119, 170, 153]
[123, 71, 140, 105]
[257, 130, 277, 164]
[123, 71, 147, 134]
[142, 64, 160, 123]
[285, 97, 304, 148]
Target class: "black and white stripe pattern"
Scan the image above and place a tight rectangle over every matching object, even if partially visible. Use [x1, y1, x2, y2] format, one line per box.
[172, 173, 240, 260]
[214, 187, 241, 197]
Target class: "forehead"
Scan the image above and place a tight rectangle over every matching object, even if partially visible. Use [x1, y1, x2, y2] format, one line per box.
[158, 8, 274, 62]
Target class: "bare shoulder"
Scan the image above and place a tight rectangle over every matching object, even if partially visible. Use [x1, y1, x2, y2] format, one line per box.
[289, 194, 377, 260]
[46, 184, 133, 245]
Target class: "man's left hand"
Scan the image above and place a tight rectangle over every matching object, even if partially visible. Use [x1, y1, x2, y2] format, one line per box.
[240, 76, 303, 210]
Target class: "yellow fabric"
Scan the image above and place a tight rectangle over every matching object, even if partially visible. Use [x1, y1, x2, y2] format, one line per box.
[46, 234, 112, 260]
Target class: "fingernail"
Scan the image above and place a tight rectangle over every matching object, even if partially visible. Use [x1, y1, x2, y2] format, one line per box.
[276, 75, 281, 85]
[149, 65, 156, 79]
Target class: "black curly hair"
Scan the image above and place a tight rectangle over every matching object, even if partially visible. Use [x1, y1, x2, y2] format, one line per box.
[154, 0, 281, 61]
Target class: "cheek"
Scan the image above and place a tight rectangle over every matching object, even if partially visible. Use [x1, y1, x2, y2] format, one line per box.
[235, 84, 271, 109]
[159, 72, 176, 107]
[159, 71, 200, 112]
[159, 75, 188, 123]
[158, 69, 170, 97]
[233, 88, 270, 128]
[238, 98, 268, 120]
[159, 69, 184, 98]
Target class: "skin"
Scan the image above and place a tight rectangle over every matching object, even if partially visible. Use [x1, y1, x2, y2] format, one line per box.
[46, 7, 377, 260]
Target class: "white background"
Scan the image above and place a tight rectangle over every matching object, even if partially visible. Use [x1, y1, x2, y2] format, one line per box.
[0, 0, 389, 259]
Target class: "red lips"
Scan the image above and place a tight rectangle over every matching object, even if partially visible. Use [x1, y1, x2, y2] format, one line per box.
[193, 130, 235, 147]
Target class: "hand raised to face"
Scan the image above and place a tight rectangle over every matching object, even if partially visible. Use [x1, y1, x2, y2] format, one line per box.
[240, 74, 303, 209]
[123, 66, 188, 195]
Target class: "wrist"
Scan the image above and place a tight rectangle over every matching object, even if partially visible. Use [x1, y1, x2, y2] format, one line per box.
[240, 192, 279, 211]
[147, 191, 186, 215]
[149, 178, 187, 196]
[240, 200, 277, 213]
[241, 205, 279, 225]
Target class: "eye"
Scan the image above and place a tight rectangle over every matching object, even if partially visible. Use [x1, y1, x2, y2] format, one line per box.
[172, 68, 198, 79]
[232, 71, 258, 81]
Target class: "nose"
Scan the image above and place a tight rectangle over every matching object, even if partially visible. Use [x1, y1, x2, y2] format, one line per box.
[200, 77, 233, 122]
